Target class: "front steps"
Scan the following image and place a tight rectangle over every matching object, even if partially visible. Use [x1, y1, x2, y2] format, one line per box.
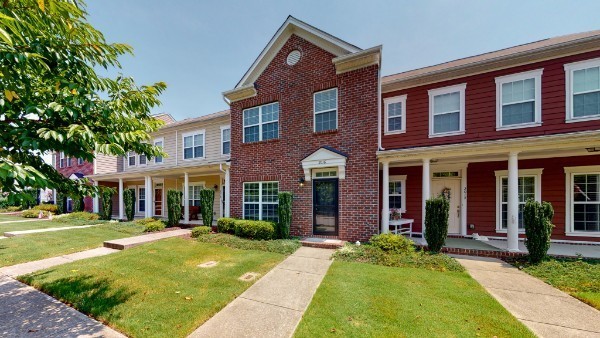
[300, 237, 345, 249]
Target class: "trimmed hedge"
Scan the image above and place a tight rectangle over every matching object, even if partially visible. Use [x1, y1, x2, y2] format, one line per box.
[277, 192, 292, 239]
[234, 219, 275, 240]
[524, 200, 555, 264]
[56, 192, 66, 215]
[34, 203, 58, 213]
[200, 189, 215, 226]
[143, 220, 166, 232]
[217, 217, 236, 234]
[100, 189, 113, 220]
[424, 196, 450, 253]
[124, 189, 136, 221]
[59, 211, 100, 221]
[166, 189, 181, 227]
[22, 209, 48, 218]
[191, 226, 211, 238]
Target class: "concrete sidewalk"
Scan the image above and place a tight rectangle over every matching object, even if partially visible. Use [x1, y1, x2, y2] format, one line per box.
[0, 275, 125, 338]
[104, 229, 191, 250]
[189, 246, 334, 338]
[4, 224, 99, 237]
[454, 255, 600, 337]
[0, 218, 49, 224]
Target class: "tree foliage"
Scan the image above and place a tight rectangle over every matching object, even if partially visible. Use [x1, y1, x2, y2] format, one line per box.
[166, 189, 181, 227]
[199, 189, 214, 227]
[424, 196, 450, 253]
[123, 188, 135, 221]
[277, 192, 292, 239]
[0, 0, 166, 202]
[524, 200, 555, 264]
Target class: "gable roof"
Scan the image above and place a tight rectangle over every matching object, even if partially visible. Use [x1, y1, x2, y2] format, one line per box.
[234, 16, 362, 89]
[382, 29, 600, 91]
[153, 113, 176, 125]
[157, 109, 230, 131]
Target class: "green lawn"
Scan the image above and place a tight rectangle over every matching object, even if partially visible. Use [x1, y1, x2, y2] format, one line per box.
[295, 261, 533, 338]
[519, 258, 600, 310]
[20, 238, 285, 338]
[0, 219, 80, 233]
[0, 214, 24, 222]
[0, 222, 145, 267]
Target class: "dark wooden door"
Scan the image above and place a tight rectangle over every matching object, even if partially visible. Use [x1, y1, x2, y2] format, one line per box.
[313, 178, 338, 235]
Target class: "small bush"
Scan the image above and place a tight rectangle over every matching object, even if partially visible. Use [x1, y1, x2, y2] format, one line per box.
[217, 217, 236, 234]
[22, 209, 48, 218]
[524, 200, 555, 264]
[167, 189, 181, 227]
[143, 220, 166, 232]
[7, 206, 22, 212]
[124, 189, 136, 221]
[425, 196, 450, 253]
[134, 217, 160, 226]
[34, 204, 58, 213]
[191, 226, 211, 238]
[62, 211, 100, 221]
[277, 192, 293, 239]
[234, 219, 275, 240]
[100, 189, 114, 220]
[200, 189, 215, 226]
[197, 233, 301, 255]
[370, 233, 415, 254]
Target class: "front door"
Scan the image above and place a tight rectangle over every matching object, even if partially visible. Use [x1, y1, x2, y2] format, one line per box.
[431, 179, 461, 234]
[313, 178, 338, 236]
[154, 188, 163, 216]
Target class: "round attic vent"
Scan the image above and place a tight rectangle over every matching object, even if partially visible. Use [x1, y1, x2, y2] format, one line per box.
[286, 50, 301, 66]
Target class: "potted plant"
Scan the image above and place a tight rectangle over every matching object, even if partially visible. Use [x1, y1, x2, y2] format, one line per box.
[390, 208, 402, 221]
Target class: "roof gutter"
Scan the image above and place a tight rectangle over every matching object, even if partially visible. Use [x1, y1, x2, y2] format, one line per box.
[378, 66, 384, 151]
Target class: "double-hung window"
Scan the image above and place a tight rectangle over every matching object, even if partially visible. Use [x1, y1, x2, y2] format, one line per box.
[384, 95, 407, 134]
[67, 157, 73, 167]
[243, 102, 279, 143]
[565, 58, 600, 122]
[495, 169, 542, 232]
[138, 187, 146, 213]
[77, 158, 84, 165]
[243, 182, 278, 221]
[128, 152, 136, 166]
[59, 152, 66, 168]
[221, 126, 230, 155]
[314, 88, 337, 132]
[139, 154, 147, 165]
[428, 84, 466, 137]
[182, 130, 204, 160]
[154, 138, 163, 163]
[188, 184, 204, 207]
[496, 69, 543, 129]
[565, 166, 600, 235]
[389, 175, 406, 213]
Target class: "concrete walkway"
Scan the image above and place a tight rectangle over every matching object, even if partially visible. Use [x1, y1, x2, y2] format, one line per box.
[0, 218, 49, 225]
[4, 224, 99, 237]
[454, 255, 600, 337]
[189, 246, 334, 338]
[0, 275, 125, 337]
[103, 228, 191, 250]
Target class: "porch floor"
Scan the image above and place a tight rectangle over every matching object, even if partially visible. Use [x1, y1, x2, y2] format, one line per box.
[411, 237, 600, 259]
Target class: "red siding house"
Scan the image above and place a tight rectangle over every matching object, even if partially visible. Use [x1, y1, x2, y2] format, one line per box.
[378, 31, 600, 248]
[54, 151, 94, 212]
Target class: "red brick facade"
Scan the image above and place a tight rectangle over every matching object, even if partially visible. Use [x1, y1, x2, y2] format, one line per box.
[55, 153, 94, 212]
[229, 34, 380, 241]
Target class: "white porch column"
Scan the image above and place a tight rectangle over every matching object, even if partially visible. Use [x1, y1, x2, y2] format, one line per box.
[381, 161, 390, 234]
[118, 178, 124, 220]
[145, 176, 152, 218]
[92, 181, 99, 213]
[53, 189, 57, 205]
[224, 168, 230, 218]
[422, 158, 431, 236]
[507, 151, 520, 252]
[184, 172, 190, 223]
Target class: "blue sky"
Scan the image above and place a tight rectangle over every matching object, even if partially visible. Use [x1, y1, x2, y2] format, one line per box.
[87, 1, 600, 121]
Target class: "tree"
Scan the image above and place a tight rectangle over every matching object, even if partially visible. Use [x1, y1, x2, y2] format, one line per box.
[0, 0, 166, 204]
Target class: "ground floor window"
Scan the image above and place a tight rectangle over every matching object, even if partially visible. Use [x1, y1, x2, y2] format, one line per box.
[188, 184, 204, 207]
[138, 187, 146, 213]
[572, 173, 600, 232]
[495, 169, 542, 231]
[243, 181, 278, 221]
[389, 175, 406, 213]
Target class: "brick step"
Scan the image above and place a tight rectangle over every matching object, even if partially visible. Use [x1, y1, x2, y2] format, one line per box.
[300, 237, 345, 249]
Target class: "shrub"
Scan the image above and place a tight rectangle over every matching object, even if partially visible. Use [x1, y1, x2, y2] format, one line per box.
[56, 192, 66, 215]
[197, 233, 301, 255]
[7, 206, 22, 212]
[100, 189, 114, 220]
[134, 217, 159, 225]
[167, 189, 181, 227]
[22, 209, 48, 218]
[124, 189, 136, 221]
[191, 226, 211, 238]
[370, 233, 415, 254]
[72, 195, 85, 212]
[424, 196, 450, 253]
[200, 189, 215, 226]
[34, 203, 58, 213]
[143, 220, 166, 232]
[234, 219, 275, 240]
[277, 192, 292, 239]
[61, 211, 100, 221]
[217, 217, 236, 234]
[524, 200, 555, 264]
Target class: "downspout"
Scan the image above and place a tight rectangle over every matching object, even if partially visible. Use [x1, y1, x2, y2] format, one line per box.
[377, 67, 384, 151]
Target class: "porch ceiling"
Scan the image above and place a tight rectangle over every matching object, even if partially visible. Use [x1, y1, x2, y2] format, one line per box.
[91, 163, 227, 182]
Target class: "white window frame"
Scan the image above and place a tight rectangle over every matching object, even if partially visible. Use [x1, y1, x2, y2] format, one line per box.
[138, 154, 147, 166]
[384, 95, 407, 135]
[67, 157, 73, 167]
[77, 158, 84, 165]
[127, 152, 136, 167]
[220, 125, 231, 156]
[243, 102, 279, 143]
[313, 88, 338, 132]
[59, 152, 65, 168]
[565, 57, 600, 123]
[243, 181, 279, 221]
[428, 83, 466, 138]
[182, 181, 206, 207]
[389, 175, 407, 213]
[494, 168, 543, 233]
[312, 168, 338, 179]
[181, 129, 205, 160]
[154, 137, 164, 164]
[137, 185, 146, 214]
[565, 165, 600, 237]
[495, 69, 543, 130]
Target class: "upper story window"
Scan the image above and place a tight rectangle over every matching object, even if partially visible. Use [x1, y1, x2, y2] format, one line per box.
[154, 138, 163, 164]
[314, 88, 338, 132]
[59, 152, 66, 168]
[128, 152, 136, 166]
[495, 69, 543, 130]
[243, 102, 279, 143]
[221, 126, 231, 155]
[77, 158, 84, 165]
[182, 130, 204, 160]
[384, 95, 407, 134]
[139, 154, 147, 165]
[428, 84, 466, 138]
[565, 58, 600, 122]
[67, 157, 73, 167]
